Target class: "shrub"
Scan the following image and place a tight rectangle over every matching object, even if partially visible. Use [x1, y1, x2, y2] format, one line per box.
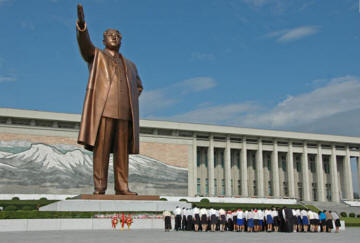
[22, 206, 34, 211]
[340, 212, 347, 217]
[179, 198, 188, 202]
[11, 197, 20, 201]
[349, 212, 355, 218]
[357, 214, 360, 218]
[159, 198, 168, 201]
[39, 197, 47, 201]
[200, 198, 210, 203]
[5, 205, 17, 211]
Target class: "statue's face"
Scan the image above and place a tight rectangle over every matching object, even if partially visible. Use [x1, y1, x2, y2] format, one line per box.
[103, 29, 122, 50]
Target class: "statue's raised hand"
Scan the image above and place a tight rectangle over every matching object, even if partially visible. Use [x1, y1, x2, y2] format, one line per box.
[77, 4, 85, 29]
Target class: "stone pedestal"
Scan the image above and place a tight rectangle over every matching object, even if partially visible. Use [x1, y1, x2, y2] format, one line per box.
[75, 194, 160, 200]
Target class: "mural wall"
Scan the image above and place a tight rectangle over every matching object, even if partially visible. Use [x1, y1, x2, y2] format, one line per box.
[0, 140, 188, 196]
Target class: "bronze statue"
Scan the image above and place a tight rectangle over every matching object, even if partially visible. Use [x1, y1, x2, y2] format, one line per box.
[76, 4, 143, 195]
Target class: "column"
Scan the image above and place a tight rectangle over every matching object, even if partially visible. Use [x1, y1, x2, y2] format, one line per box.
[316, 144, 326, 202]
[330, 145, 340, 202]
[256, 139, 264, 197]
[224, 135, 232, 197]
[241, 137, 248, 196]
[287, 142, 295, 198]
[302, 142, 311, 201]
[271, 140, 280, 197]
[208, 134, 215, 196]
[344, 146, 354, 200]
[189, 134, 197, 196]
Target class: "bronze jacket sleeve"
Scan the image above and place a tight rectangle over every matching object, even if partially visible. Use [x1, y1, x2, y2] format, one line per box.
[76, 21, 95, 63]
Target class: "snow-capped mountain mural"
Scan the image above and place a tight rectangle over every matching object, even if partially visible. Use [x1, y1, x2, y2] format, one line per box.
[0, 141, 187, 195]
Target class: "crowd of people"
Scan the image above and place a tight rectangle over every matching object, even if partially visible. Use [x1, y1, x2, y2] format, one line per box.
[163, 206, 341, 233]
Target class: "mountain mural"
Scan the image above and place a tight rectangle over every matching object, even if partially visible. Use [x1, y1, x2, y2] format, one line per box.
[0, 142, 188, 195]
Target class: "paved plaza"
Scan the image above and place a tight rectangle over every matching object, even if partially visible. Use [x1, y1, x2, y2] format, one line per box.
[1, 229, 359, 243]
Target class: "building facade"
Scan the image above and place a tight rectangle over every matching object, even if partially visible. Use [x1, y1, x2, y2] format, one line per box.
[0, 108, 359, 202]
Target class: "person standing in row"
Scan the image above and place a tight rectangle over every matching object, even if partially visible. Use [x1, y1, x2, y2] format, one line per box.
[193, 206, 200, 232]
[200, 207, 208, 232]
[273, 208, 279, 232]
[325, 210, 333, 232]
[331, 211, 340, 233]
[181, 207, 187, 231]
[319, 210, 326, 232]
[247, 209, 255, 232]
[265, 208, 273, 232]
[209, 208, 217, 232]
[163, 210, 172, 232]
[301, 209, 309, 232]
[174, 206, 182, 231]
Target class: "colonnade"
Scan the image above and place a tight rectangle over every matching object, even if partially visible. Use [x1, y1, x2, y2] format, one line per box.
[192, 135, 359, 202]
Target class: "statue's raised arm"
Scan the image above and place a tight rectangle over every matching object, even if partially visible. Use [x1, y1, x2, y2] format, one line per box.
[76, 4, 95, 63]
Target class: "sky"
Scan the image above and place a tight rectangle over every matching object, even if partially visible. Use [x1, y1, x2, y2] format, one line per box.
[0, 0, 360, 193]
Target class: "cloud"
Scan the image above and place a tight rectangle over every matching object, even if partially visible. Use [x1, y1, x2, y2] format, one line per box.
[174, 77, 216, 94]
[191, 52, 216, 61]
[241, 75, 360, 128]
[156, 103, 260, 124]
[140, 77, 216, 116]
[0, 76, 15, 83]
[268, 26, 320, 43]
[150, 75, 360, 137]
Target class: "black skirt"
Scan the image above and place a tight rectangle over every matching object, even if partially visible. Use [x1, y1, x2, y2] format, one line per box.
[194, 214, 200, 225]
[165, 216, 171, 229]
[201, 214, 208, 224]
[211, 215, 217, 224]
[335, 219, 341, 227]
[220, 215, 226, 224]
[273, 216, 279, 226]
[326, 219, 333, 229]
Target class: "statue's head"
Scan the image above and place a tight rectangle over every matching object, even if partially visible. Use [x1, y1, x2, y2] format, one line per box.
[103, 29, 122, 51]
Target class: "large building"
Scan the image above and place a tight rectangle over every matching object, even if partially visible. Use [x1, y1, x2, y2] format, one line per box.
[0, 108, 359, 202]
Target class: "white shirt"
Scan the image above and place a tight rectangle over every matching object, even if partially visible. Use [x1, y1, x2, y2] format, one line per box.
[248, 211, 255, 219]
[174, 207, 182, 215]
[244, 211, 249, 219]
[219, 209, 226, 215]
[199, 208, 207, 216]
[308, 211, 314, 219]
[209, 208, 216, 216]
[300, 210, 308, 218]
[272, 210, 278, 217]
[237, 211, 243, 219]
[193, 207, 200, 215]
[258, 210, 264, 220]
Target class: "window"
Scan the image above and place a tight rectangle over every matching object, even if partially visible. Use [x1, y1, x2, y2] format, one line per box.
[238, 180, 241, 195]
[221, 179, 225, 195]
[283, 182, 288, 196]
[214, 179, 217, 193]
[296, 160, 301, 172]
[326, 184, 332, 201]
[282, 160, 286, 172]
[268, 181, 272, 196]
[197, 178, 201, 194]
[253, 180, 257, 195]
[205, 179, 209, 195]
[221, 151, 224, 169]
[312, 183, 317, 201]
[323, 160, 330, 174]
[310, 161, 316, 173]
